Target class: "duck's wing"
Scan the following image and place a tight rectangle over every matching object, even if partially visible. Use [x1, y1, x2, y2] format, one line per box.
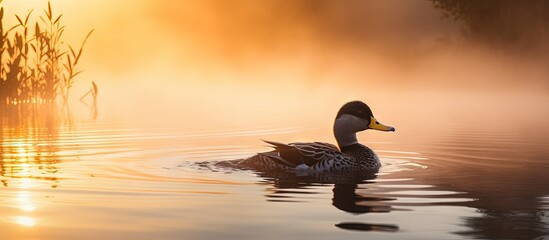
[262, 140, 342, 168]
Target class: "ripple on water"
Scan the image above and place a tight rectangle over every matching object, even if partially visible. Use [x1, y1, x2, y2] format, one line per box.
[2, 122, 547, 240]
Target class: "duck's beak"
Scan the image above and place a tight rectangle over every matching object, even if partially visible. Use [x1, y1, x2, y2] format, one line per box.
[369, 116, 395, 132]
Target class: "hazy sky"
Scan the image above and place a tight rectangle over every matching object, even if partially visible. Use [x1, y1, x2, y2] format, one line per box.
[3, 0, 547, 125]
[3, 0, 460, 74]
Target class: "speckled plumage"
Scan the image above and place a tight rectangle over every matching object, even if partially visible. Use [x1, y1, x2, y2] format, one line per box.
[236, 141, 381, 172]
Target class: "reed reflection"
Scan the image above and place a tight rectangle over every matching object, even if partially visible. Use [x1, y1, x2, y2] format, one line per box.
[254, 170, 399, 233]
[0, 104, 60, 188]
[1, 105, 62, 228]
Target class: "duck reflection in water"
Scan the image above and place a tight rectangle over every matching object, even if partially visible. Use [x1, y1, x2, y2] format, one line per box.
[242, 168, 399, 232]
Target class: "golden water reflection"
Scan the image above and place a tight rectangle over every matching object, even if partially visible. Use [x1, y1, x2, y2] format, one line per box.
[1, 109, 61, 229]
[0, 102, 547, 239]
[11, 191, 38, 227]
[14, 216, 36, 227]
[0, 125, 60, 188]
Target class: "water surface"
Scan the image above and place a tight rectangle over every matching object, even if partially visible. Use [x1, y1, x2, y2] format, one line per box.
[1, 117, 548, 240]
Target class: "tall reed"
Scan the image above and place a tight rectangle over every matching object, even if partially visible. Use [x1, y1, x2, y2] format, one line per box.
[0, 1, 93, 117]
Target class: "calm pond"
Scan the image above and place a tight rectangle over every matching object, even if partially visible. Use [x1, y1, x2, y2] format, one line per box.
[1, 102, 548, 240]
[1, 1, 549, 239]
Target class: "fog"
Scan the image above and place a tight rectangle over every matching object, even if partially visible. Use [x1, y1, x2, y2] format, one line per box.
[4, 0, 547, 127]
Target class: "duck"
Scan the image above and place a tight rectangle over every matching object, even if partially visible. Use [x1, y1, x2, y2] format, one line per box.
[235, 101, 395, 172]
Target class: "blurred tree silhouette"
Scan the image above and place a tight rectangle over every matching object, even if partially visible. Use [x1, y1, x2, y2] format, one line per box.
[431, 0, 549, 50]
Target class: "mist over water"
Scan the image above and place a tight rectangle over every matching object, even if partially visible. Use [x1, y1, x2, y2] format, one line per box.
[62, 0, 547, 127]
[1, 1, 549, 240]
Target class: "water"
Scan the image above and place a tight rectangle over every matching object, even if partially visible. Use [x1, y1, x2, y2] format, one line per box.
[1, 117, 548, 240]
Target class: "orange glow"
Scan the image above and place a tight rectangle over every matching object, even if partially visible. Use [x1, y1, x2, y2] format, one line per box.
[0, 2, 548, 240]
[2, 1, 547, 126]
[14, 216, 36, 227]
[17, 192, 36, 212]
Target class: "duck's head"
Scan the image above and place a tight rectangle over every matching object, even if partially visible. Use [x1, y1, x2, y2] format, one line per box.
[334, 101, 395, 146]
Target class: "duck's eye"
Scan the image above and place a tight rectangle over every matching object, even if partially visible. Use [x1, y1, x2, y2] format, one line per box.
[376, 121, 379, 124]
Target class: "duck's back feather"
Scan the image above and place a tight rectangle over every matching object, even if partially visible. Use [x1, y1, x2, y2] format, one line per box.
[235, 140, 380, 172]
[262, 140, 342, 167]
